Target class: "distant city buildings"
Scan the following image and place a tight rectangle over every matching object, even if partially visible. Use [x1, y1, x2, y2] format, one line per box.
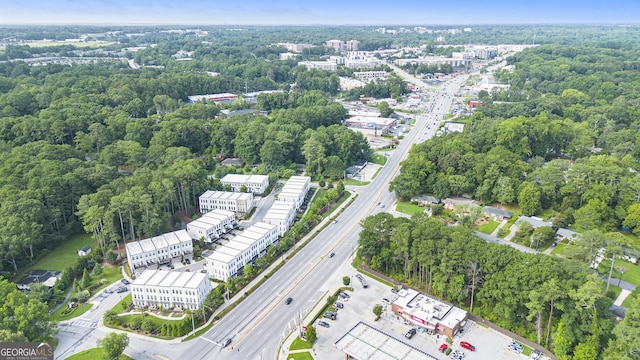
[297, 61, 337, 71]
[275, 42, 314, 53]
[325, 39, 359, 52]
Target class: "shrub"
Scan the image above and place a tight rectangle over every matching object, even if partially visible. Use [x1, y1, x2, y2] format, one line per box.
[130, 316, 142, 330]
[106, 251, 118, 265]
[342, 276, 350, 286]
[76, 290, 90, 303]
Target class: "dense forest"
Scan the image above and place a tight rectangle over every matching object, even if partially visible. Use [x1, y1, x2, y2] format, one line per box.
[376, 42, 640, 359]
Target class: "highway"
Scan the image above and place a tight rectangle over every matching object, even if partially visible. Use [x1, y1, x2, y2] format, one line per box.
[54, 74, 469, 360]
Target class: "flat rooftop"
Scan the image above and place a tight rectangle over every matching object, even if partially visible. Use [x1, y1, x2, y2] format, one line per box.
[334, 321, 437, 360]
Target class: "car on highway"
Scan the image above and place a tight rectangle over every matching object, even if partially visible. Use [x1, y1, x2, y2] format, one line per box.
[329, 252, 335, 258]
[439, 344, 448, 353]
[379, 204, 385, 208]
[460, 341, 475, 351]
[121, 279, 130, 285]
[332, 219, 338, 224]
[222, 338, 232, 348]
[318, 321, 330, 328]
[285, 297, 293, 305]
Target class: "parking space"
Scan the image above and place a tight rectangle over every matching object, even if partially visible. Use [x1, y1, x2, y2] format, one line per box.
[311, 271, 531, 360]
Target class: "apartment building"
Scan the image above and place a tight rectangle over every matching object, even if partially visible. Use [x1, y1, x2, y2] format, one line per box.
[262, 201, 296, 236]
[131, 270, 211, 310]
[297, 61, 337, 71]
[126, 230, 193, 272]
[220, 174, 269, 195]
[186, 209, 236, 243]
[204, 222, 278, 282]
[199, 190, 254, 216]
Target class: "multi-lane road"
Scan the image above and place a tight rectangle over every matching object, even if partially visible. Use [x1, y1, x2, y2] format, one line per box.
[54, 74, 468, 360]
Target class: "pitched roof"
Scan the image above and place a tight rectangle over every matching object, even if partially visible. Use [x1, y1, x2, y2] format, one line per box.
[483, 206, 513, 218]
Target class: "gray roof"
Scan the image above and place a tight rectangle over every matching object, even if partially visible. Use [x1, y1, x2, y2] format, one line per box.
[79, 246, 91, 252]
[412, 195, 441, 204]
[484, 206, 513, 218]
[556, 228, 580, 240]
[516, 216, 552, 229]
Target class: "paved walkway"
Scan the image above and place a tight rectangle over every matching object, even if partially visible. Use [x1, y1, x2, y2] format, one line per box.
[490, 219, 508, 237]
[614, 289, 632, 306]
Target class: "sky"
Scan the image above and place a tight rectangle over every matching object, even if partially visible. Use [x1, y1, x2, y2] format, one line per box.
[1, 0, 639, 25]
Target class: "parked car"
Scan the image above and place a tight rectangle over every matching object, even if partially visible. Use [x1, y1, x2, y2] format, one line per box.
[460, 341, 475, 351]
[508, 341, 523, 353]
[340, 292, 350, 298]
[382, 298, 391, 305]
[438, 344, 448, 353]
[530, 350, 542, 360]
[335, 302, 344, 309]
[116, 287, 128, 293]
[104, 288, 113, 294]
[451, 350, 465, 360]
[405, 328, 417, 339]
[185, 258, 191, 264]
[323, 311, 337, 320]
[318, 321, 330, 328]
[121, 279, 130, 285]
[285, 297, 293, 305]
[201, 269, 207, 273]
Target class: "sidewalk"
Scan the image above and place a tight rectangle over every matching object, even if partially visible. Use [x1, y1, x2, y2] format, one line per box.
[614, 289, 632, 306]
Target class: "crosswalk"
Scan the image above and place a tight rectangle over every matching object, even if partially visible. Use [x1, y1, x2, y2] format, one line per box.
[70, 320, 97, 329]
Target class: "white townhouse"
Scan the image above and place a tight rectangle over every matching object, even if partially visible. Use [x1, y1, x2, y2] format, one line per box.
[126, 230, 193, 273]
[186, 209, 236, 243]
[131, 270, 211, 310]
[277, 176, 311, 211]
[199, 190, 254, 216]
[204, 222, 278, 282]
[263, 201, 296, 236]
[220, 174, 269, 195]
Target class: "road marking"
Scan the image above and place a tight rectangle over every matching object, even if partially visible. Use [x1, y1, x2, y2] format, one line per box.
[198, 336, 218, 345]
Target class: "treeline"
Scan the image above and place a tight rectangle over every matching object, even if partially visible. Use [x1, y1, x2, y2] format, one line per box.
[0, 59, 371, 276]
[357, 213, 621, 358]
[392, 43, 640, 237]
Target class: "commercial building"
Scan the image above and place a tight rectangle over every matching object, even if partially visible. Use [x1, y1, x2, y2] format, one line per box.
[344, 52, 382, 69]
[126, 230, 193, 273]
[353, 71, 388, 81]
[275, 42, 313, 53]
[325, 39, 345, 52]
[199, 190, 254, 216]
[297, 61, 337, 71]
[204, 222, 278, 282]
[131, 270, 211, 310]
[391, 289, 468, 338]
[220, 174, 269, 195]
[186, 209, 237, 243]
[394, 56, 472, 69]
[345, 116, 396, 136]
[186, 93, 237, 104]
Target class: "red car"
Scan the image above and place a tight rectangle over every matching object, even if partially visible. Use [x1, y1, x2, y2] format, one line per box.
[460, 341, 476, 351]
[439, 344, 448, 353]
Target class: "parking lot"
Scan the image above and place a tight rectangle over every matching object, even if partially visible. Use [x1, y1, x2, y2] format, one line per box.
[310, 271, 541, 360]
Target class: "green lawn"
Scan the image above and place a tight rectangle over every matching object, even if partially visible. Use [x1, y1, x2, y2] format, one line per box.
[395, 201, 425, 216]
[344, 178, 370, 186]
[290, 337, 313, 350]
[477, 220, 500, 234]
[606, 285, 622, 301]
[51, 302, 93, 322]
[372, 154, 387, 165]
[65, 348, 132, 360]
[287, 351, 314, 360]
[622, 292, 638, 308]
[551, 242, 567, 256]
[598, 258, 640, 287]
[17, 234, 94, 279]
